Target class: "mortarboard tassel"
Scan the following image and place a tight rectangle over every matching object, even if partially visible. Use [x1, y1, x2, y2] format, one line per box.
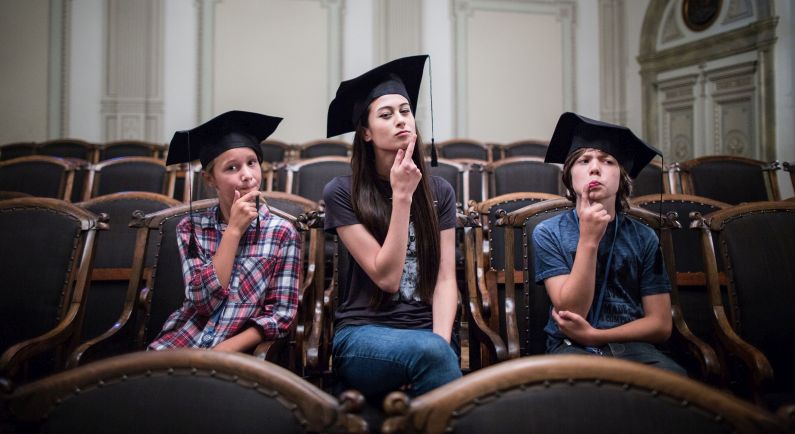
[186, 130, 199, 258]
[428, 55, 438, 167]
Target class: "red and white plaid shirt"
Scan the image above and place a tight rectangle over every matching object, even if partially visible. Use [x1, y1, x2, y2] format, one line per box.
[148, 205, 301, 350]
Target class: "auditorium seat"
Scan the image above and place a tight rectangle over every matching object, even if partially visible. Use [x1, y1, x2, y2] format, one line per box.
[0, 198, 106, 384]
[381, 355, 789, 434]
[3, 349, 368, 434]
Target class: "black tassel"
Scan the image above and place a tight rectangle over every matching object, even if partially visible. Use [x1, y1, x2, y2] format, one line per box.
[430, 138, 438, 167]
[188, 221, 199, 258]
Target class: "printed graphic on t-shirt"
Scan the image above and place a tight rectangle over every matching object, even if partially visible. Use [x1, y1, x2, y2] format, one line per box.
[396, 222, 420, 302]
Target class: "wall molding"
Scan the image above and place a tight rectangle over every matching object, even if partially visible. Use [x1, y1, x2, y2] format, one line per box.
[599, 0, 627, 125]
[197, 0, 344, 122]
[452, 0, 576, 137]
[48, 0, 72, 139]
[102, 0, 164, 141]
[638, 0, 777, 159]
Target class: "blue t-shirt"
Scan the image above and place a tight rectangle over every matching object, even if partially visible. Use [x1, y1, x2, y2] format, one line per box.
[532, 209, 670, 351]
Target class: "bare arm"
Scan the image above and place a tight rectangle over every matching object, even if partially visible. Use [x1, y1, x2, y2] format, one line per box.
[545, 183, 611, 318]
[337, 138, 422, 293]
[552, 293, 673, 346]
[432, 229, 458, 342]
[212, 327, 263, 352]
[213, 190, 260, 289]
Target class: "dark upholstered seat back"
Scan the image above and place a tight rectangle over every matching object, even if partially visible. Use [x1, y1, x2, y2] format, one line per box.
[719, 206, 795, 389]
[0, 156, 74, 200]
[299, 139, 350, 159]
[77, 193, 180, 342]
[680, 156, 775, 204]
[0, 142, 37, 161]
[514, 201, 573, 356]
[4, 350, 368, 434]
[285, 157, 351, 202]
[381, 355, 789, 434]
[89, 157, 168, 199]
[632, 195, 729, 344]
[437, 139, 490, 161]
[632, 161, 666, 197]
[0, 203, 84, 353]
[0, 198, 101, 381]
[38, 139, 96, 162]
[501, 140, 548, 159]
[429, 159, 463, 205]
[489, 157, 562, 197]
[142, 203, 214, 345]
[99, 141, 163, 160]
[259, 140, 290, 164]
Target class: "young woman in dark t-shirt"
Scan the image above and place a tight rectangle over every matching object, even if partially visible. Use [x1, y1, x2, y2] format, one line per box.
[322, 55, 461, 403]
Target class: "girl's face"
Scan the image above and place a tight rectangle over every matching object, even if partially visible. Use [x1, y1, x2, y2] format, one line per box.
[570, 148, 620, 205]
[203, 146, 261, 211]
[363, 93, 415, 154]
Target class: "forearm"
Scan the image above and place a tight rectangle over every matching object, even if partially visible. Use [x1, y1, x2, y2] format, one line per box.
[553, 239, 599, 317]
[432, 278, 458, 343]
[212, 228, 243, 289]
[588, 315, 672, 346]
[368, 196, 412, 292]
[213, 327, 262, 353]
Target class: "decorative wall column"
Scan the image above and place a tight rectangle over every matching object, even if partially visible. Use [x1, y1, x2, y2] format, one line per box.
[599, 0, 627, 125]
[48, 0, 71, 139]
[101, 0, 164, 141]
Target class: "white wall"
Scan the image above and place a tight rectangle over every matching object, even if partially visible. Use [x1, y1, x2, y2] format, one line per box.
[69, 0, 104, 142]
[576, 0, 601, 120]
[162, 0, 198, 142]
[624, 0, 651, 137]
[0, 0, 49, 143]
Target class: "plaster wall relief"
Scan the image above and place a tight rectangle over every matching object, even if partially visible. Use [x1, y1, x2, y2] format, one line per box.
[638, 0, 777, 161]
[706, 61, 758, 158]
[658, 74, 697, 160]
[102, 0, 164, 142]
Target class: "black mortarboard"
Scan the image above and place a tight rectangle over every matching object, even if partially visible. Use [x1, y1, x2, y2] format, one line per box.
[166, 110, 282, 167]
[327, 55, 438, 165]
[545, 112, 661, 178]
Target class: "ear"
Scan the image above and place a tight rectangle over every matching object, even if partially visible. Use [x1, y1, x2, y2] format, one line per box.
[363, 126, 372, 142]
[202, 171, 216, 189]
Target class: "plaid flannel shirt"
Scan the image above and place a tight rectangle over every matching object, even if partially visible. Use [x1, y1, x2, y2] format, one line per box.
[148, 204, 301, 350]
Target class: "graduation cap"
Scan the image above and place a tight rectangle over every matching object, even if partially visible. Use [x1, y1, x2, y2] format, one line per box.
[166, 110, 282, 167]
[167, 110, 281, 258]
[545, 112, 661, 178]
[327, 54, 438, 166]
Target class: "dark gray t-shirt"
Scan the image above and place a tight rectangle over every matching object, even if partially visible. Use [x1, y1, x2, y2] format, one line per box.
[532, 210, 670, 350]
[323, 175, 457, 330]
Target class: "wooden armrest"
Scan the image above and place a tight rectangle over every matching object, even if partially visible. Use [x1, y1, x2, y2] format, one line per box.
[712, 305, 774, 401]
[1, 304, 80, 379]
[305, 299, 325, 370]
[670, 305, 722, 384]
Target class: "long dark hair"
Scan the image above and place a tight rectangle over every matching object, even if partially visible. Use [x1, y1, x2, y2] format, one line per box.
[350, 111, 440, 307]
[562, 147, 632, 211]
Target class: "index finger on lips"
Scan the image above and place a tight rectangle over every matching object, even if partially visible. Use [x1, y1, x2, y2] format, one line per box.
[404, 138, 416, 163]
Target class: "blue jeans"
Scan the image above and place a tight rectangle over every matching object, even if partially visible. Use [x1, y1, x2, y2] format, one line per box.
[332, 325, 462, 402]
[550, 340, 687, 376]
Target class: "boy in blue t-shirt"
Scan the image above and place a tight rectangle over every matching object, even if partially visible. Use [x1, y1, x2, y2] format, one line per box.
[533, 112, 685, 374]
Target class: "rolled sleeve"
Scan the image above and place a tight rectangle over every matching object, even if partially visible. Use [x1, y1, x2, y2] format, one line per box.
[176, 219, 228, 316]
[246, 225, 301, 340]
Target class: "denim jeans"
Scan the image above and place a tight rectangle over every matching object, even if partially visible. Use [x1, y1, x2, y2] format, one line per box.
[550, 339, 687, 376]
[332, 324, 462, 402]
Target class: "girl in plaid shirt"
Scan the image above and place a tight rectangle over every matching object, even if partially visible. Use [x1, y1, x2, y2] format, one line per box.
[149, 111, 301, 353]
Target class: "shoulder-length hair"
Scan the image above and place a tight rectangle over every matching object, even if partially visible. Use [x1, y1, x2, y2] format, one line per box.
[561, 147, 632, 212]
[350, 111, 440, 307]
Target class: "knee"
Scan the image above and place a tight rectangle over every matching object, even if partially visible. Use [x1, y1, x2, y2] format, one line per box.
[413, 334, 457, 366]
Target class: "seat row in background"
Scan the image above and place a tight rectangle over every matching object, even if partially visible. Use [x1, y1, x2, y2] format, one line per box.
[1, 192, 793, 432]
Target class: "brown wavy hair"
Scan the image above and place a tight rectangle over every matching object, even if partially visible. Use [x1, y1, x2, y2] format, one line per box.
[561, 147, 632, 211]
[350, 111, 440, 307]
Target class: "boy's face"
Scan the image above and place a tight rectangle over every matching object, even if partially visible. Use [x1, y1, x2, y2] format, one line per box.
[570, 148, 621, 206]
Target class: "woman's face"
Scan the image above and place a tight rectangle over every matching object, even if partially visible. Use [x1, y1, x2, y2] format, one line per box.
[363, 93, 415, 154]
[203, 146, 261, 211]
